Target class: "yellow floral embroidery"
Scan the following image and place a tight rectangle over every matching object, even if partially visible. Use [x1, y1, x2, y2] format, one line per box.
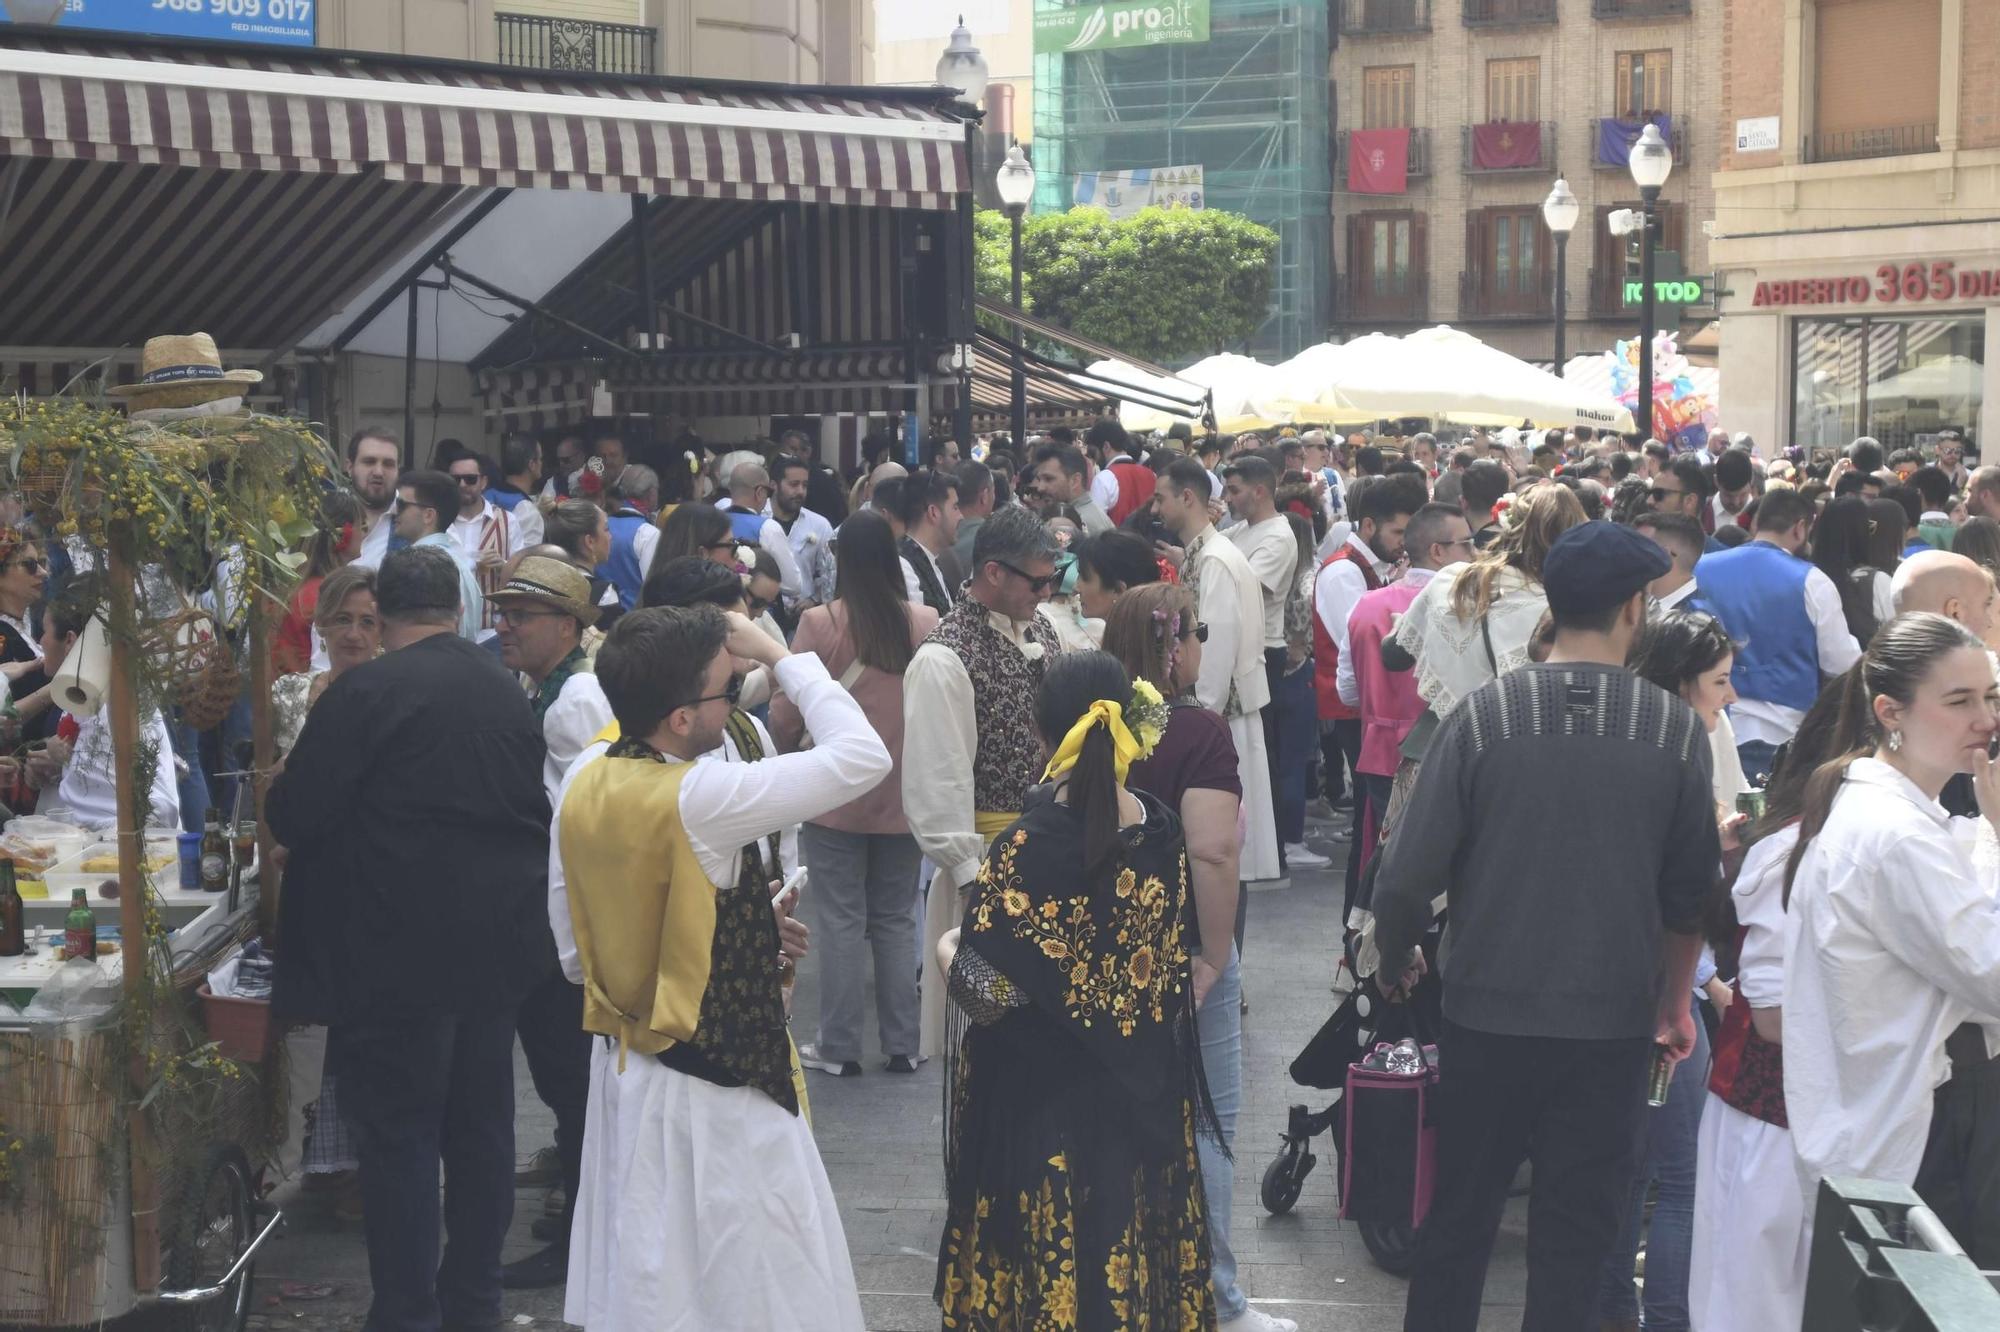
[968, 830, 1190, 1038]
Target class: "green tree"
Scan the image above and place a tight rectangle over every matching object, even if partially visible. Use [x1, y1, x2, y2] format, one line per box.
[973, 205, 1279, 364]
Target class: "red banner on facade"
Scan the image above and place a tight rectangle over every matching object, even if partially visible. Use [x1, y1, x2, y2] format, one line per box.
[1346, 128, 1410, 195]
[1471, 121, 1542, 169]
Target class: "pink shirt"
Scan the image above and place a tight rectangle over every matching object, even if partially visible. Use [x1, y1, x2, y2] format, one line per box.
[1348, 579, 1428, 777]
[769, 600, 939, 835]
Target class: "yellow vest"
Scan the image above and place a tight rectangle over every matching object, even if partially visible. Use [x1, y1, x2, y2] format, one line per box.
[560, 751, 714, 1069]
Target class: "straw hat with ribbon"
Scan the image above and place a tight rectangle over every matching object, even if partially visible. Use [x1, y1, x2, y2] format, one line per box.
[107, 333, 262, 411]
[486, 555, 598, 627]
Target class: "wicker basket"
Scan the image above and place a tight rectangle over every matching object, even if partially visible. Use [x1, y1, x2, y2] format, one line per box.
[11, 448, 75, 516]
[141, 608, 241, 733]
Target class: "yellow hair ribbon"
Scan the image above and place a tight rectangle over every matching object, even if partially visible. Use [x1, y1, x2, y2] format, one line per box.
[1042, 699, 1143, 785]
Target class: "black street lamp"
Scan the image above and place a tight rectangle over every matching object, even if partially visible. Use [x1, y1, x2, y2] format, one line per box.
[996, 143, 1036, 453]
[1628, 123, 1674, 440]
[1541, 178, 1579, 378]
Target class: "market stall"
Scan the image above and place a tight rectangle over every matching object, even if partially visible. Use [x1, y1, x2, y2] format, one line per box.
[0, 395, 337, 1327]
[0, 27, 978, 448]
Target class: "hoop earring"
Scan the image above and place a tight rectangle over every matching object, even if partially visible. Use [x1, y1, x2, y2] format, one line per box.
[1887, 730, 1904, 753]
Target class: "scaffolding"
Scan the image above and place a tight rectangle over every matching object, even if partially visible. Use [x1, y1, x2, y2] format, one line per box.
[1031, 0, 1331, 360]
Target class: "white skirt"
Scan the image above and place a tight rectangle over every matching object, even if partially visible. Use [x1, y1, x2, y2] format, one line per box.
[565, 1041, 865, 1332]
[1231, 713, 1281, 881]
[1690, 1093, 1809, 1332]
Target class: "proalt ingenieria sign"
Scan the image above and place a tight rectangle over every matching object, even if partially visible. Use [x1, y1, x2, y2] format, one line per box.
[1033, 1, 1209, 54]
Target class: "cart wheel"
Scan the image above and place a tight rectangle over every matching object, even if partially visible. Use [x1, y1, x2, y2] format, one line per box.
[1259, 1145, 1314, 1216]
[1360, 1216, 1420, 1277]
[166, 1144, 256, 1332]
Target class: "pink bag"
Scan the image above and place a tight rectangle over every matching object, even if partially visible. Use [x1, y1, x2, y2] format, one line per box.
[1338, 1041, 1440, 1231]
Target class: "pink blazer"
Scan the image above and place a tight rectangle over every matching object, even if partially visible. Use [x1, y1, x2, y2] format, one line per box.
[1348, 581, 1426, 778]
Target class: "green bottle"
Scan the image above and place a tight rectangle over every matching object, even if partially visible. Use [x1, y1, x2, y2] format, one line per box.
[0, 859, 22, 957]
[64, 887, 96, 961]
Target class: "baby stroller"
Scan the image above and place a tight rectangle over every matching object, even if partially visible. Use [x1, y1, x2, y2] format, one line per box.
[1260, 846, 1443, 1276]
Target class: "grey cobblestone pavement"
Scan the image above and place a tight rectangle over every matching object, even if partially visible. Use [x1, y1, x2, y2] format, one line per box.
[148, 816, 1530, 1330]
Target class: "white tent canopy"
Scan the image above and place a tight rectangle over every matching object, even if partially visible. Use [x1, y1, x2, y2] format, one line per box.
[1291, 326, 1634, 432]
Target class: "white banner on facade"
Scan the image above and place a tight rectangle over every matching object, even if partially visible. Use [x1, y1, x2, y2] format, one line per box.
[1072, 164, 1205, 218]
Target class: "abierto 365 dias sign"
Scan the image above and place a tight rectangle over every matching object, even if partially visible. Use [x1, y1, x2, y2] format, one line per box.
[1034, 1, 1209, 54]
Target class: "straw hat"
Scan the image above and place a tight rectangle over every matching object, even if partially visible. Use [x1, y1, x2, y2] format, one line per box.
[486, 556, 597, 626]
[107, 333, 262, 410]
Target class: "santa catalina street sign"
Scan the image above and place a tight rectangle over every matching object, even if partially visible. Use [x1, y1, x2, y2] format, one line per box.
[1034, 1, 1209, 54]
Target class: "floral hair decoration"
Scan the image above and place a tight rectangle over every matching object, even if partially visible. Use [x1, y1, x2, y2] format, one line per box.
[1040, 679, 1168, 785]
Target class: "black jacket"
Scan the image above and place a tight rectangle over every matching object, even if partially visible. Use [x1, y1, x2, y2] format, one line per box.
[268, 633, 554, 1024]
[901, 534, 953, 615]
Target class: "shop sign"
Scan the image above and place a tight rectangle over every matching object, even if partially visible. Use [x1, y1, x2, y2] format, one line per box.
[1752, 260, 2000, 309]
[1034, 1, 1208, 54]
[1734, 117, 1781, 153]
[1622, 274, 1714, 308]
[2, 0, 315, 47]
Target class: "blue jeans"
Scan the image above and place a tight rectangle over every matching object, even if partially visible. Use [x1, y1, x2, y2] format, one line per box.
[1595, 997, 1712, 1330]
[1194, 948, 1247, 1320]
[1734, 739, 1781, 788]
[172, 712, 208, 833]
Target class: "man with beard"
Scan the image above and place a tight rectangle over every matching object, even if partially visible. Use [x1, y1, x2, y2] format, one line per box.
[348, 427, 403, 570]
[768, 454, 834, 610]
[1314, 474, 1425, 903]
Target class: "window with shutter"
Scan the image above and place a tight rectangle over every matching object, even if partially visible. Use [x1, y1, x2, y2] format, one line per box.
[1350, 211, 1419, 319]
[1486, 58, 1540, 123]
[1613, 51, 1671, 117]
[1468, 207, 1544, 316]
[1363, 66, 1416, 129]
[1813, 0, 1940, 156]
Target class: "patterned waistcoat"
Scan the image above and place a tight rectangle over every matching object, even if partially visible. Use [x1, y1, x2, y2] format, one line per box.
[924, 597, 1060, 814]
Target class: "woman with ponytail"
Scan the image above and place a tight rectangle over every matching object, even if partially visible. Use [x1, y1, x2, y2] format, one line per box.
[934, 650, 1220, 1330]
[1776, 613, 2000, 1291]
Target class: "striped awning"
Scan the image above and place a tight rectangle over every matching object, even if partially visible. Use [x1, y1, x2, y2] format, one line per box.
[479, 347, 919, 426]
[0, 30, 970, 210]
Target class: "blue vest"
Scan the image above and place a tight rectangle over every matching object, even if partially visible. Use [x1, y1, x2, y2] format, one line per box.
[728, 507, 767, 546]
[1693, 541, 1821, 713]
[597, 511, 648, 612]
[486, 486, 528, 514]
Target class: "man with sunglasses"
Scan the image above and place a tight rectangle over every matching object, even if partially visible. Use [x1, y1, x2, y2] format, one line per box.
[394, 470, 483, 641]
[1648, 456, 1724, 550]
[553, 605, 888, 1330]
[487, 556, 612, 1289]
[447, 453, 514, 637]
[904, 505, 1065, 1058]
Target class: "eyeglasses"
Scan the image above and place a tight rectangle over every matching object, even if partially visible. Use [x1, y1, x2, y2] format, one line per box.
[992, 559, 1059, 593]
[496, 607, 567, 628]
[1184, 622, 1209, 642]
[675, 674, 743, 712]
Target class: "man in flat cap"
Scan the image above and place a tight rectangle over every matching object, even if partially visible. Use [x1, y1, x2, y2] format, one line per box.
[1370, 521, 1717, 1332]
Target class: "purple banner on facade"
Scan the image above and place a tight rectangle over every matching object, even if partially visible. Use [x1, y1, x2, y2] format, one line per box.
[1597, 113, 1672, 169]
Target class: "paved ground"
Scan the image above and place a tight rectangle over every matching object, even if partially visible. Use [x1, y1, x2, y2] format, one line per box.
[168, 812, 1534, 1331]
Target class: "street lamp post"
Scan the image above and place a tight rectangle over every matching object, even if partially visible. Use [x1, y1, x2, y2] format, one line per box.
[1541, 178, 1579, 379]
[1628, 123, 1674, 441]
[996, 144, 1036, 453]
[937, 18, 988, 454]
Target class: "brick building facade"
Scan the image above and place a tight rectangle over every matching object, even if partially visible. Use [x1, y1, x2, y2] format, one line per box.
[1330, 0, 1720, 365]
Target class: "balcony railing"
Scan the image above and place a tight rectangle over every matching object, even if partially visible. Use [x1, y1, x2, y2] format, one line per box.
[1337, 0, 1432, 36]
[1591, 0, 1691, 17]
[1342, 274, 1431, 324]
[496, 14, 658, 75]
[1460, 122, 1558, 174]
[1592, 115, 1690, 169]
[1803, 123, 1937, 164]
[1337, 127, 1432, 181]
[1459, 270, 1553, 320]
[1464, 0, 1557, 24]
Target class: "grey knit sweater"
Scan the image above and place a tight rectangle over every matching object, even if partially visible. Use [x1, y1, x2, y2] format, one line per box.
[1373, 661, 1718, 1041]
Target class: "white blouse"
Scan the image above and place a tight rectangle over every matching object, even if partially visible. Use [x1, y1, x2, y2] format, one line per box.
[1783, 759, 2000, 1203]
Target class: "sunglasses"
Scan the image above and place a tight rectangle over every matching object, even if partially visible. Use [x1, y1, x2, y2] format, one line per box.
[496, 606, 567, 628]
[676, 674, 743, 712]
[452, 473, 485, 487]
[1187, 621, 1209, 642]
[8, 557, 45, 573]
[1648, 486, 1685, 501]
[992, 559, 1058, 594]
[746, 595, 772, 617]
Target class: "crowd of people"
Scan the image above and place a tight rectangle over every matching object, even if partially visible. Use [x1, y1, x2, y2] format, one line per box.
[29, 397, 1998, 1331]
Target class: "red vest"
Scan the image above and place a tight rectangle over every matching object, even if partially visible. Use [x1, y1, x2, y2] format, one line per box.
[1348, 581, 1426, 776]
[1312, 543, 1384, 721]
[1105, 461, 1157, 527]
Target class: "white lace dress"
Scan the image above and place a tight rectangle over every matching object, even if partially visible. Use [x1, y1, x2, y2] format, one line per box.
[1388, 562, 1549, 717]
